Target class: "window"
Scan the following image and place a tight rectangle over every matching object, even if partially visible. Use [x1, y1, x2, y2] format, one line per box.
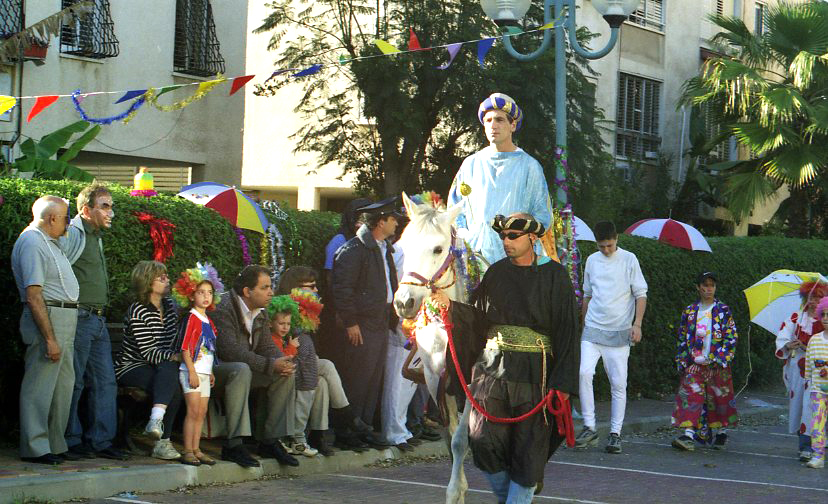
[716, 0, 724, 16]
[60, 0, 119, 59]
[616, 73, 661, 160]
[0, 0, 22, 39]
[701, 102, 731, 166]
[174, 0, 225, 77]
[755, 2, 766, 35]
[628, 0, 664, 31]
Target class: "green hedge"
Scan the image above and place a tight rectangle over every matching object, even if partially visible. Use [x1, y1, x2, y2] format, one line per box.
[0, 178, 339, 434]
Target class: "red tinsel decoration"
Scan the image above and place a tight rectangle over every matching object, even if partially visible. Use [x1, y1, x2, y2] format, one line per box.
[134, 211, 176, 263]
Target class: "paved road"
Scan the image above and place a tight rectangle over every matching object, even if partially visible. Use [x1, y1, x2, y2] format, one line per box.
[94, 421, 824, 504]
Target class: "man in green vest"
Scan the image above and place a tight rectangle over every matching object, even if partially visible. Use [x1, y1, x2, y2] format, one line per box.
[60, 183, 128, 460]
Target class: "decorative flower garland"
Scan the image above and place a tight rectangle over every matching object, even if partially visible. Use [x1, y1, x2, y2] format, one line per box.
[234, 226, 251, 266]
[266, 223, 286, 289]
[72, 89, 145, 124]
[133, 211, 175, 263]
[552, 146, 582, 303]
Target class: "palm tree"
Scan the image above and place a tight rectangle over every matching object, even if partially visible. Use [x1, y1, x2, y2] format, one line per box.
[681, 1, 828, 236]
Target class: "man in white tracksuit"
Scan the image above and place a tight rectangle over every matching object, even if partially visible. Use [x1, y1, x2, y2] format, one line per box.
[575, 221, 647, 454]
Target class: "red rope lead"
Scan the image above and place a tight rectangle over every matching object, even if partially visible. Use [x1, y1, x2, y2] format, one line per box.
[441, 305, 575, 447]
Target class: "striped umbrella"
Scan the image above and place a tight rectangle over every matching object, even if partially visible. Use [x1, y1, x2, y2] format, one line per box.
[743, 270, 828, 334]
[624, 218, 712, 252]
[177, 182, 268, 234]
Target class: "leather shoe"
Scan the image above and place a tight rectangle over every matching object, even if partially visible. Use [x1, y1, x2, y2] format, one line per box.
[359, 431, 392, 448]
[419, 426, 442, 441]
[308, 431, 335, 457]
[395, 442, 414, 452]
[221, 445, 260, 468]
[406, 437, 422, 446]
[259, 442, 299, 467]
[59, 450, 83, 461]
[68, 444, 96, 459]
[96, 446, 130, 461]
[351, 417, 374, 434]
[334, 433, 369, 452]
[21, 453, 63, 465]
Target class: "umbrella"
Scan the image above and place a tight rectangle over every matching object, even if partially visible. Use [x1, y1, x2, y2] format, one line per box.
[624, 218, 712, 252]
[177, 182, 269, 234]
[743, 270, 828, 334]
[572, 215, 595, 242]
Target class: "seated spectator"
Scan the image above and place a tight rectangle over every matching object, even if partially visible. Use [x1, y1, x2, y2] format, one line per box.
[114, 261, 183, 461]
[274, 266, 380, 455]
[211, 265, 299, 467]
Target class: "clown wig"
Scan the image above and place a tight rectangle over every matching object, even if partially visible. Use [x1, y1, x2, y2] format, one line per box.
[817, 297, 828, 319]
[171, 262, 224, 309]
[800, 281, 828, 300]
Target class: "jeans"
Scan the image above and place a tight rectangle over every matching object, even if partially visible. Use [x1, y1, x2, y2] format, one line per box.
[65, 309, 117, 451]
[484, 471, 537, 504]
[118, 361, 182, 440]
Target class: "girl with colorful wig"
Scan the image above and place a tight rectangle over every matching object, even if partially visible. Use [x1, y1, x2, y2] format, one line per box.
[805, 297, 828, 468]
[776, 280, 828, 462]
[172, 263, 224, 466]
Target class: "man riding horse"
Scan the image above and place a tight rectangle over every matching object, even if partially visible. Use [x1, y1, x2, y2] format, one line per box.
[431, 213, 580, 503]
[447, 93, 555, 265]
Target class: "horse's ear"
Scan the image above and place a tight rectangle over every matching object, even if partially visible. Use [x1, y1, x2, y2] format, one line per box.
[440, 201, 463, 227]
[401, 192, 420, 218]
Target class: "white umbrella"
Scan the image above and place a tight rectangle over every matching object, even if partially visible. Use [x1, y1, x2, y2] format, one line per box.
[572, 215, 595, 242]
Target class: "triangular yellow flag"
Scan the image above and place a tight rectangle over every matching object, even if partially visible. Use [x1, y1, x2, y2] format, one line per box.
[0, 95, 16, 115]
[374, 39, 401, 55]
[539, 21, 556, 30]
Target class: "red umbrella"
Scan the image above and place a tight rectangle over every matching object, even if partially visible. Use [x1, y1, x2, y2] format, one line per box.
[624, 218, 712, 252]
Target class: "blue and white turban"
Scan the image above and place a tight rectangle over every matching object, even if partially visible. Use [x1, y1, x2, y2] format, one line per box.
[478, 93, 523, 131]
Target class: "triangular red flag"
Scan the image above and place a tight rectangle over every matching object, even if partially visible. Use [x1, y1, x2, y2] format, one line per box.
[229, 75, 255, 96]
[27, 95, 59, 123]
[409, 28, 423, 51]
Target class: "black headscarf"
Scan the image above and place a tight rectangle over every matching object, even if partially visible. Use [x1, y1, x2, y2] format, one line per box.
[338, 198, 373, 239]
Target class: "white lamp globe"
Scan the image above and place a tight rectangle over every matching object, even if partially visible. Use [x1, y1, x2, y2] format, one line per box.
[480, 0, 532, 26]
[590, 0, 640, 27]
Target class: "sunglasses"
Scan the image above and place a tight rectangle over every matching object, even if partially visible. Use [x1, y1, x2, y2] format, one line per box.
[499, 231, 527, 241]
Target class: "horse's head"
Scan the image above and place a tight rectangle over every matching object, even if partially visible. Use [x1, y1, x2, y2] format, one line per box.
[394, 192, 463, 319]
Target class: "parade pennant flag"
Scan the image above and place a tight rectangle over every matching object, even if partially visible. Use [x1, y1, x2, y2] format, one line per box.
[506, 26, 523, 35]
[114, 89, 147, 104]
[157, 84, 185, 97]
[292, 64, 323, 78]
[539, 21, 556, 30]
[477, 38, 495, 67]
[339, 55, 348, 65]
[27, 95, 58, 122]
[374, 39, 401, 55]
[409, 28, 424, 51]
[229, 75, 255, 96]
[437, 43, 463, 70]
[0, 95, 17, 116]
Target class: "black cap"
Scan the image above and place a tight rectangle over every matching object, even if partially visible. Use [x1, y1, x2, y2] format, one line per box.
[697, 271, 717, 285]
[356, 196, 403, 217]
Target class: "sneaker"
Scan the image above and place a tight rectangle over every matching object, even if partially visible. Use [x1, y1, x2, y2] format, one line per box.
[151, 439, 181, 460]
[144, 418, 163, 440]
[807, 457, 824, 468]
[712, 433, 728, 450]
[574, 427, 599, 449]
[605, 433, 622, 454]
[800, 450, 813, 462]
[292, 442, 319, 457]
[671, 435, 695, 452]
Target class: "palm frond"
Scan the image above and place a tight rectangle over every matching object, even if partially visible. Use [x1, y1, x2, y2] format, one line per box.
[721, 162, 780, 221]
[764, 143, 828, 185]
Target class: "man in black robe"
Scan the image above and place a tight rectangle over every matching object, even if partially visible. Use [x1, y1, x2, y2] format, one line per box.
[433, 212, 580, 503]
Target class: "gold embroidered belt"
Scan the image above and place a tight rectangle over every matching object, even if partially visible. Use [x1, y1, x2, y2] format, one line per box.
[486, 325, 552, 354]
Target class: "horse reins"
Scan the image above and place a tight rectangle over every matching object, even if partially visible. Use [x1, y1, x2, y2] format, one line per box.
[399, 228, 458, 293]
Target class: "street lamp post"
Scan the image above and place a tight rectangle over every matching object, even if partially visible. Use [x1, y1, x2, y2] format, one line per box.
[480, 0, 640, 206]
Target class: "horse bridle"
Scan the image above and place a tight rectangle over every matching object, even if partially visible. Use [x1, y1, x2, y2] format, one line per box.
[399, 228, 457, 293]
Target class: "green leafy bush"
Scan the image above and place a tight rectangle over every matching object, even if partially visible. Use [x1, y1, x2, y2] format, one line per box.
[0, 178, 340, 434]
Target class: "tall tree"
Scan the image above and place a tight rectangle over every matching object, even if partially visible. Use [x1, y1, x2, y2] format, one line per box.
[681, 1, 828, 236]
[254, 0, 612, 203]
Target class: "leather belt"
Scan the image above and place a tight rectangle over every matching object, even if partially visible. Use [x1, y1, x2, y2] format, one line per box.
[44, 300, 78, 309]
[78, 304, 105, 316]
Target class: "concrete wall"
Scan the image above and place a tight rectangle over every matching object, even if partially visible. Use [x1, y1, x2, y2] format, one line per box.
[2, 0, 247, 188]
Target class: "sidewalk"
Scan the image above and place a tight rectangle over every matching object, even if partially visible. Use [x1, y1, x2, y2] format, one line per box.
[0, 388, 787, 504]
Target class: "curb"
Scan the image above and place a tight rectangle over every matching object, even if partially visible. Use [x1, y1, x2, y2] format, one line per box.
[0, 442, 448, 504]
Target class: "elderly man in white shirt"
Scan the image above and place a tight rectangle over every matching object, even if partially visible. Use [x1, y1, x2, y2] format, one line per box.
[575, 221, 647, 455]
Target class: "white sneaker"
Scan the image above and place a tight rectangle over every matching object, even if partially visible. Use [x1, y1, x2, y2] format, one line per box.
[292, 442, 319, 457]
[807, 457, 824, 469]
[800, 450, 813, 462]
[152, 439, 181, 460]
[144, 418, 163, 440]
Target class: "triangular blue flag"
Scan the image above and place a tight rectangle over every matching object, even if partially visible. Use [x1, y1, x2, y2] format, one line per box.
[477, 38, 495, 68]
[437, 43, 463, 70]
[114, 89, 147, 104]
[292, 64, 323, 78]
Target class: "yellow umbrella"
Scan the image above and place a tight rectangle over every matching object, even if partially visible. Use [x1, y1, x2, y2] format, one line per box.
[743, 269, 828, 333]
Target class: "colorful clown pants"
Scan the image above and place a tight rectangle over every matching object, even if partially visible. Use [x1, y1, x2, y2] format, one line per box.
[671, 364, 739, 429]
[810, 392, 828, 458]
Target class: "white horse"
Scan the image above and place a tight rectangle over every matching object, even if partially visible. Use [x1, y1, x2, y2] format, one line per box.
[393, 192, 480, 504]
